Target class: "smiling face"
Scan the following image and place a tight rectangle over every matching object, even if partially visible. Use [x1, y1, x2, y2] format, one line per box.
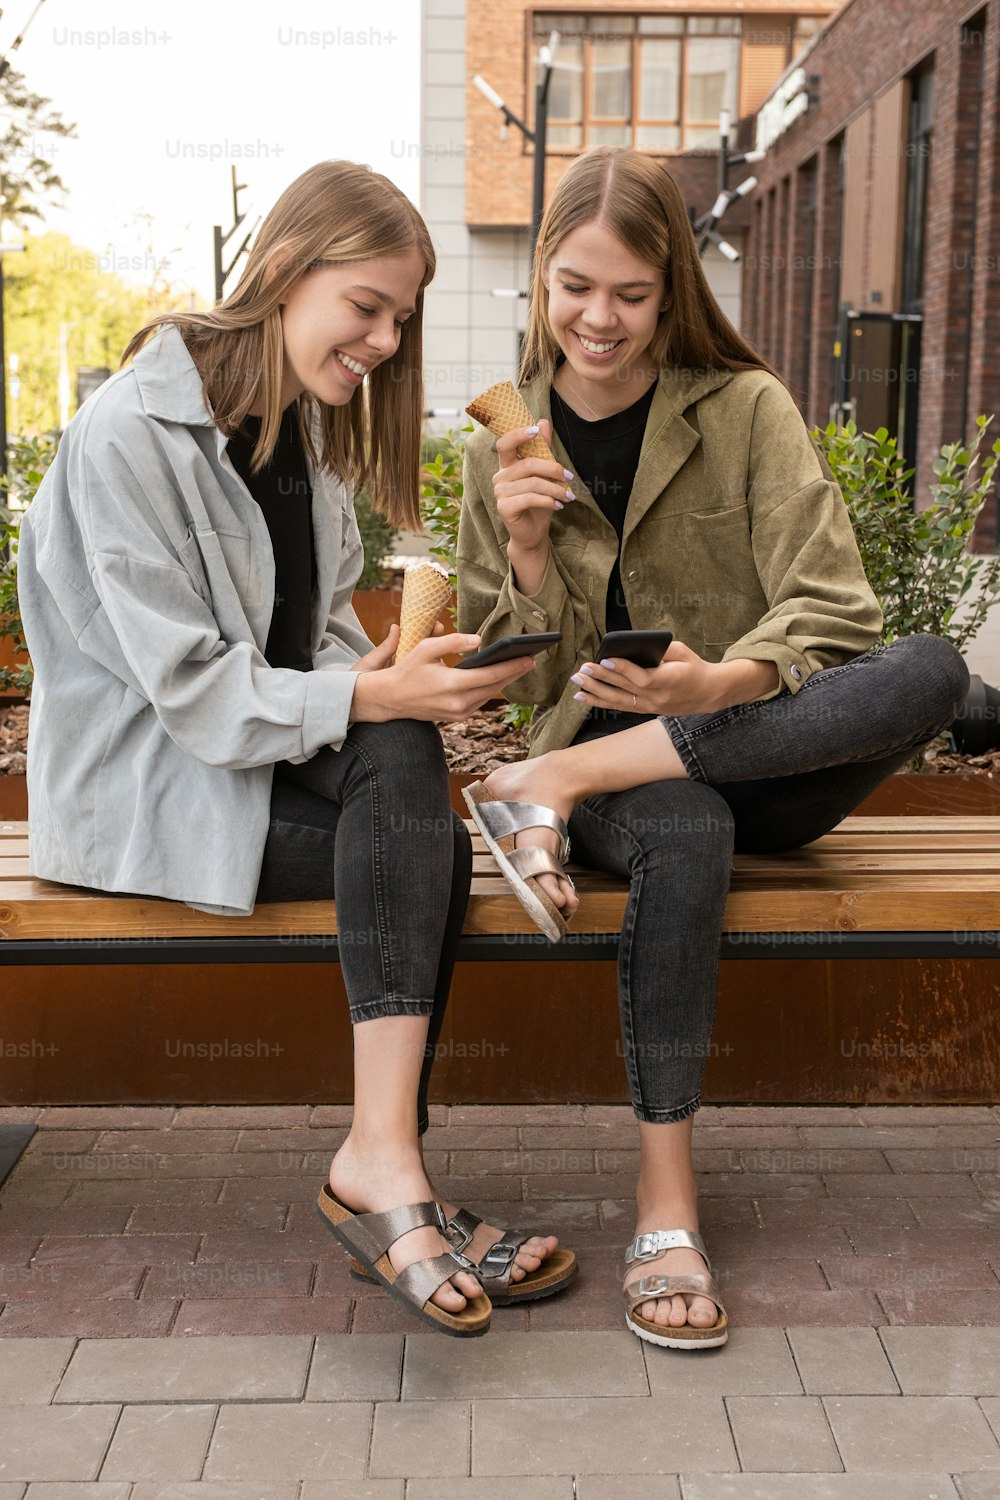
[275, 245, 426, 408]
[542, 219, 668, 397]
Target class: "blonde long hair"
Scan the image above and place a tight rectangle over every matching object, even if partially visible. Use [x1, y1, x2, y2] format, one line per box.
[519, 146, 782, 391]
[121, 160, 435, 530]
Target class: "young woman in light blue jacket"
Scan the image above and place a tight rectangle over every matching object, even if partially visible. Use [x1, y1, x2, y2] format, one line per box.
[18, 160, 577, 1336]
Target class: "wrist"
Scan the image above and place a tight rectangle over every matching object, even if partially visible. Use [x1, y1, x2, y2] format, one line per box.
[350, 670, 393, 723]
[709, 657, 781, 710]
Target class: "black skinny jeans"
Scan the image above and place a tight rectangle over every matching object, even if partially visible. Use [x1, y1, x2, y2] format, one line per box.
[565, 633, 970, 1122]
[254, 717, 472, 1136]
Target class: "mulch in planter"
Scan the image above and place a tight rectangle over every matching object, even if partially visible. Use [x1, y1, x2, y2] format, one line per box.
[0, 703, 27, 776]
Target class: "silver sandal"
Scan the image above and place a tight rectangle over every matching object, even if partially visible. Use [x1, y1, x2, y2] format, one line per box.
[463, 780, 575, 943]
[623, 1229, 729, 1350]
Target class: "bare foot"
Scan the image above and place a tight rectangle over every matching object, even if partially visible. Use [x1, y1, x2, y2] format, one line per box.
[624, 1225, 721, 1330]
[481, 756, 579, 918]
[330, 1142, 486, 1315]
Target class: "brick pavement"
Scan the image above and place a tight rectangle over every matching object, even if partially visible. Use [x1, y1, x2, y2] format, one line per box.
[0, 1102, 998, 1491]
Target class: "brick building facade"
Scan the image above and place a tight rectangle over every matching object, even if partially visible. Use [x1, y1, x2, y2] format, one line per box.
[740, 0, 1000, 544]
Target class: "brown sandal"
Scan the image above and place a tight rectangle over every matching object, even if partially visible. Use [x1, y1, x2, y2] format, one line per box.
[316, 1184, 492, 1338]
[351, 1206, 578, 1305]
[623, 1229, 728, 1350]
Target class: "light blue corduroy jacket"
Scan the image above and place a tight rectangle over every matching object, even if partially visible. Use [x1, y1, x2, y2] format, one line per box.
[17, 324, 375, 915]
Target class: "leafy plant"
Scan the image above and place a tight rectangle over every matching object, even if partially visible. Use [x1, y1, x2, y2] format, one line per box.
[0, 432, 59, 694]
[419, 426, 469, 627]
[353, 488, 400, 590]
[814, 415, 1000, 650]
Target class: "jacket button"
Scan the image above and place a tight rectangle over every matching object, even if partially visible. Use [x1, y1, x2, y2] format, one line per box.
[628, 570, 637, 580]
[531, 610, 545, 621]
[790, 664, 802, 681]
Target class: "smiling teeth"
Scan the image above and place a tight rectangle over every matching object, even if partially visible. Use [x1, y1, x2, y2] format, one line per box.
[578, 336, 621, 354]
[338, 353, 367, 376]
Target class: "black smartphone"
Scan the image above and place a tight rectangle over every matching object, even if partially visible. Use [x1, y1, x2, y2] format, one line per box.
[454, 632, 562, 670]
[594, 629, 674, 669]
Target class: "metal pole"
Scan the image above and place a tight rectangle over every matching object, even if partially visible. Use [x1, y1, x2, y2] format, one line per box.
[530, 74, 548, 255]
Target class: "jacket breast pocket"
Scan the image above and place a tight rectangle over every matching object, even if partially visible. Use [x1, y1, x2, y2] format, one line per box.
[177, 526, 251, 610]
[681, 505, 764, 645]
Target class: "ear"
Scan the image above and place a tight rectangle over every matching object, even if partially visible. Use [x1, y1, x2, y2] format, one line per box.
[263, 244, 295, 295]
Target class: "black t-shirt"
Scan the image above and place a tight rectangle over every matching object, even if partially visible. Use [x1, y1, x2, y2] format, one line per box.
[549, 376, 657, 635]
[227, 403, 317, 672]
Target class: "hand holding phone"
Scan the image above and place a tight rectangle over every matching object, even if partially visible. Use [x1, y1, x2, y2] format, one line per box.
[594, 630, 673, 670]
[455, 632, 561, 669]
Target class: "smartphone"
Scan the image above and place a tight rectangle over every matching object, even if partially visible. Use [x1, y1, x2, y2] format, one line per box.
[594, 629, 674, 669]
[454, 632, 562, 670]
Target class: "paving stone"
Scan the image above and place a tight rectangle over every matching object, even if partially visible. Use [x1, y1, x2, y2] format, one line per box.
[306, 1334, 403, 1401]
[823, 1395, 1000, 1471]
[0, 1265, 142, 1301]
[584, 1106, 645, 1124]
[171, 1298, 350, 1337]
[754, 1200, 919, 1228]
[822, 1256, 997, 1291]
[32, 1236, 202, 1266]
[308, 1106, 356, 1126]
[462, 1198, 602, 1235]
[574, 1481, 680, 1500]
[449, 1149, 596, 1176]
[524, 1174, 635, 1202]
[725, 1289, 885, 1328]
[37, 1109, 177, 1130]
[195, 1229, 336, 1262]
[857, 1107, 998, 1125]
[910, 1199, 1000, 1228]
[954, 1475, 1000, 1500]
[690, 1127, 804, 1148]
[172, 1107, 313, 1129]
[55, 1336, 312, 1402]
[203, 1403, 372, 1480]
[677, 1478, 960, 1498]
[0, 1339, 75, 1403]
[436, 1177, 524, 1204]
[0, 1210, 130, 1236]
[698, 1174, 828, 1198]
[845, 1226, 1000, 1257]
[517, 1126, 640, 1150]
[219, 1177, 329, 1205]
[369, 1400, 469, 1478]
[0, 1107, 41, 1123]
[130, 1484, 299, 1499]
[877, 1289, 1000, 1326]
[718, 1108, 862, 1125]
[802, 1126, 1000, 1148]
[146, 1153, 308, 1180]
[24, 1485, 131, 1498]
[986, 1403, 1000, 1446]
[786, 1329, 898, 1394]
[403, 1330, 646, 1399]
[64, 1182, 225, 1208]
[99, 1405, 216, 1481]
[303, 1259, 356, 1296]
[0, 1236, 39, 1267]
[823, 1174, 979, 1198]
[300, 1485, 403, 1500]
[524, 1286, 623, 1332]
[0, 1183, 71, 1210]
[472, 1395, 736, 1473]
[707, 1225, 855, 1259]
[716, 1258, 827, 1293]
[143, 1260, 312, 1299]
[880, 1327, 1000, 1393]
[727, 1395, 841, 1471]
[22, 1134, 101, 1157]
[94, 1132, 239, 1155]
[127, 1203, 286, 1234]
[886, 1149, 1000, 1173]
[234, 1129, 349, 1153]
[740, 1149, 890, 1174]
[643, 1328, 800, 1395]
[0, 1406, 119, 1482]
[450, 1105, 587, 1126]
[0, 1300, 178, 1339]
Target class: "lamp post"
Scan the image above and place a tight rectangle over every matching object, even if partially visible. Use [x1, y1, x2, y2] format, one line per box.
[693, 109, 765, 261]
[473, 28, 559, 258]
[213, 165, 260, 304]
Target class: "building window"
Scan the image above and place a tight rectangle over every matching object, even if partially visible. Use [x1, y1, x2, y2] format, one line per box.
[532, 12, 739, 151]
[531, 12, 823, 151]
[901, 63, 933, 314]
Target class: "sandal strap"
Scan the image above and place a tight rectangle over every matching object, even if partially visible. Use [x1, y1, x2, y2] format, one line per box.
[473, 796, 571, 862]
[445, 1208, 482, 1255]
[395, 1251, 473, 1308]
[625, 1270, 725, 1317]
[337, 1199, 446, 1265]
[507, 846, 572, 883]
[624, 1229, 710, 1270]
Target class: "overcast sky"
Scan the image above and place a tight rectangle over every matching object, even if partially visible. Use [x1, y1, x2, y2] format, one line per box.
[9, 0, 422, 303]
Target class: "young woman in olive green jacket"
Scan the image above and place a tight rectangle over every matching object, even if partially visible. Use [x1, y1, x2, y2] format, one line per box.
[457, 146, 969, 1351]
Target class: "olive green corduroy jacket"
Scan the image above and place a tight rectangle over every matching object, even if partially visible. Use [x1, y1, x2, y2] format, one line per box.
[457, 364, 884, 758]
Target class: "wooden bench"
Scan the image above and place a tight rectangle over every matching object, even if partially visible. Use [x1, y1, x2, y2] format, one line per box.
[3, 816, 1000, 964]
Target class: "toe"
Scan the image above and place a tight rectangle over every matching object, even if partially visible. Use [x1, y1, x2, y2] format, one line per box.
[430, 1280, 467, 1312]
[452, 1270, 484, 1301]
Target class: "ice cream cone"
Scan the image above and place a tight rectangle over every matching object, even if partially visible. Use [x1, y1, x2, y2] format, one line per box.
[396, 560, 453, 660]
[465, 380, 556, 463]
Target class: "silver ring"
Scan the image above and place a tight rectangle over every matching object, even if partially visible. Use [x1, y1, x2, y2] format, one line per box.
[632, 693, 637, 708]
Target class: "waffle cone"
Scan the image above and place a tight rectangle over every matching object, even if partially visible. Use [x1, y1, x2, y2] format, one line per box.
[396, 561, 453, 660]
[465, 380, 556, 463]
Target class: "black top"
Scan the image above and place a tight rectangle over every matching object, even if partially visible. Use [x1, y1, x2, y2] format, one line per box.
[549, 376, 657, 635]
[227, 403, 317, 672]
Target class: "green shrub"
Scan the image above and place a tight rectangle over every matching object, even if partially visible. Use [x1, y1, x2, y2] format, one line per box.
[0, 433, 59, 694]
[353, 488, 401, 591]
[814, 414, 1000, 651]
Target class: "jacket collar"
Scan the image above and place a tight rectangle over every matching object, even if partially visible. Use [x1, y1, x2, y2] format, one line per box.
[518, 362, 735, 541]
[132, 323, 218, 427]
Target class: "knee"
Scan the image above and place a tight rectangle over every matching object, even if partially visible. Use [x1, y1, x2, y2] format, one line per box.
[895, 634, 971, 721]
[627, 783, 736, 867]
[345, 717, 449, 794]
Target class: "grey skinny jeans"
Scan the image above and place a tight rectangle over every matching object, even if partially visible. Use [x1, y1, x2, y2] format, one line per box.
[254, 717, 473, 1136]
[565, 633, 971, 1123]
